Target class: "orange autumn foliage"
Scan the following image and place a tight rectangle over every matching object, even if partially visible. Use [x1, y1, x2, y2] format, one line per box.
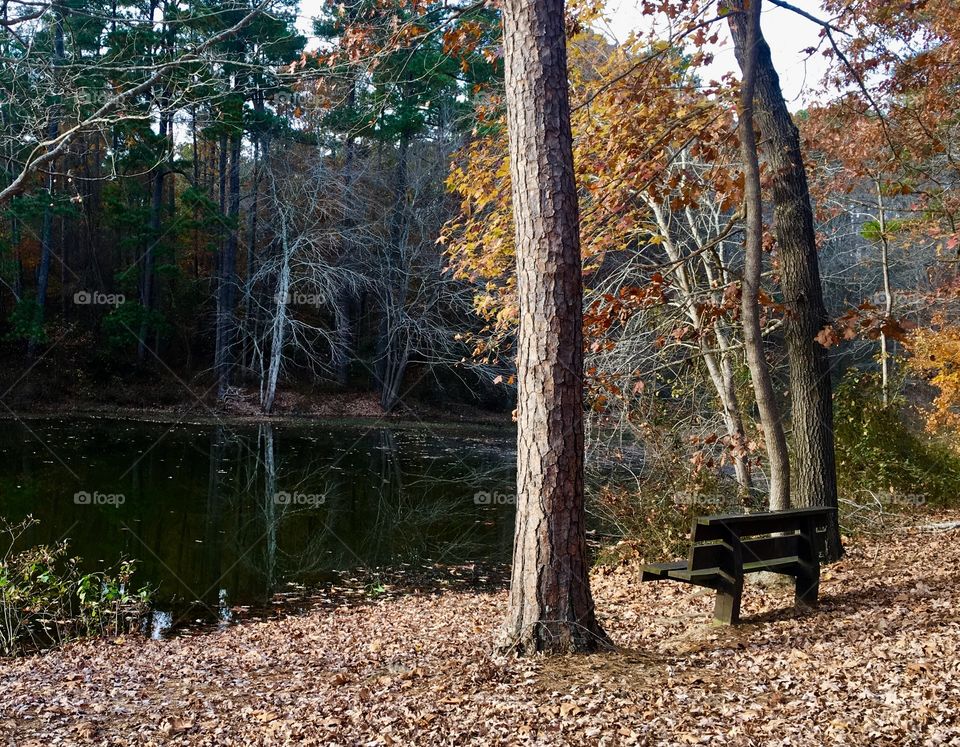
[442, 30, 737, 335]
[909, 315, 960, 438]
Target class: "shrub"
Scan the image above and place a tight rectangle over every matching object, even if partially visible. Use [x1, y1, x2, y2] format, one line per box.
[0, 517, 151, 656]
[589, 434, 762, 565]
[834, 370, 960, 510]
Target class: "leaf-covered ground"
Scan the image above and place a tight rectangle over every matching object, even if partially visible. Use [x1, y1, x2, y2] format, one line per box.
[1, 516, 958, 746]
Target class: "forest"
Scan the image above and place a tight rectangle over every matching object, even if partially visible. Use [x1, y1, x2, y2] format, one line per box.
[1, 0, 959, 744]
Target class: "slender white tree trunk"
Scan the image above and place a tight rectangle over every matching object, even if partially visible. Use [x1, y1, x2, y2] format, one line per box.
[263, 229, 292, 414]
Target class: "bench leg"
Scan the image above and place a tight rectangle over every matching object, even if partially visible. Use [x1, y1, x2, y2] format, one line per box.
[796, 516, 821, 611]
[713, 578, 743, 625]
[795, 566, 819, 610]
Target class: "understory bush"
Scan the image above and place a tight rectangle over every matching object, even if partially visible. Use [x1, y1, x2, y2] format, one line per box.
[589, 431, 764, 565]
[593, 482, 767, 565]
[593, 370, 960, 561]
[0, 517, 151, 656]
[834, 370, 960, 512]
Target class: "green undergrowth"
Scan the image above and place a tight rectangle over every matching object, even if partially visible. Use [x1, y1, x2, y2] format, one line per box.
[834, 371, 960, 510]
[0, 517, 151, 656]
[593, 370, 960, 563]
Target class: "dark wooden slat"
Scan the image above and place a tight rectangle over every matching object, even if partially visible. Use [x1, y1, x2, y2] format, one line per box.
[742, 556, 802, 574]
[640, 561, 687, 582]
[739, 535, 802, 565]
[697, 507, 836, 526]
[668, 567, 734, 586]
[688, 540, 733, 571]
[689, 534, 803, 571]
[692, 510, 834, 542]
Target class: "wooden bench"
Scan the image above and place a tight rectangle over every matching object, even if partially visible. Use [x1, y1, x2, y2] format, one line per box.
[641, 507, 836, 624]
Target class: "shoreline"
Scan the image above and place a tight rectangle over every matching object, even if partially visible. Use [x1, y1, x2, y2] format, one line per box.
[0, 403, 515, 433]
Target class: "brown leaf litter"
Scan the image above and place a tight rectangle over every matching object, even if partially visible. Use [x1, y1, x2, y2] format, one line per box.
[1, 514, 958, 745]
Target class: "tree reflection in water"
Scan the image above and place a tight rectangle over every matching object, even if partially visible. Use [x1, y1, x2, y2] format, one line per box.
[0, 418, 516, 634]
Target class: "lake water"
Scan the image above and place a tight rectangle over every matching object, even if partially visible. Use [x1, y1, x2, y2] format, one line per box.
[0, 417, 517, 634]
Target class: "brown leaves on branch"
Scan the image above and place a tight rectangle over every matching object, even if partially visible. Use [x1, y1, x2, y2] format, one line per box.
[443, 25, 739, 366]
[816, 303, 913, 349]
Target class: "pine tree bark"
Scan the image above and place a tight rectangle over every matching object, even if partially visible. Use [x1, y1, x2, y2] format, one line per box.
[498, 0, 608, 655]
[727, 0, 842, 558]
[139, 108, 168, 362]
[729, 0, 791, 511]
[214, 132, 229, 390]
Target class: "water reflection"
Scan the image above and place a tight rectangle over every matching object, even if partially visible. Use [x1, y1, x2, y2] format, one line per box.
[0, 418, 516, 629]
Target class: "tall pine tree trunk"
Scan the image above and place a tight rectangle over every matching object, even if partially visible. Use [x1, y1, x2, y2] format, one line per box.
[32, 1, 65, 354]
[498, 0, 607, 655]
[214, 132, 228, 389]
[243, 91, 265, 371]
[139, 110, 168, 361]
[728, 0, 842, 558]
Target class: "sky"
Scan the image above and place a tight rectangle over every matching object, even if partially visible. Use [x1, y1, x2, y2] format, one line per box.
[295, 0, 833, 107]
[602, 0, 827, 109]
[599, 0, 832, 106]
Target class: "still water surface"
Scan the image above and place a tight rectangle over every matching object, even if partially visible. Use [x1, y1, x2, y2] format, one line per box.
[0, 417, 517, 634]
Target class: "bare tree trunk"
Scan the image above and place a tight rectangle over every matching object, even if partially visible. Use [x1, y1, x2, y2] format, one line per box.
[214, 132, 229, 387]
[704, 347, 754, 494]
[333, 290, 357, 386]
[376, 130, 411, 412]
[139, 3, 175, 361]
[729, 0, 791, 511]
[648, 199, 753, 495]
[334, 85, 359, 388]
[217, 131, 242, 400]
[875, 178, 894, 407]
[498, 0, 608, 655]
[192, 106, 200, 280]
[728, 0, 841, 557]
[262, 229, 290, 415]
[243, 90, 265, 371]
[139, 110, 168, 361]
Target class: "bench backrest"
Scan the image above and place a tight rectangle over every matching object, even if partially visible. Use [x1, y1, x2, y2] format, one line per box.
[687, 508, 834, 572]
